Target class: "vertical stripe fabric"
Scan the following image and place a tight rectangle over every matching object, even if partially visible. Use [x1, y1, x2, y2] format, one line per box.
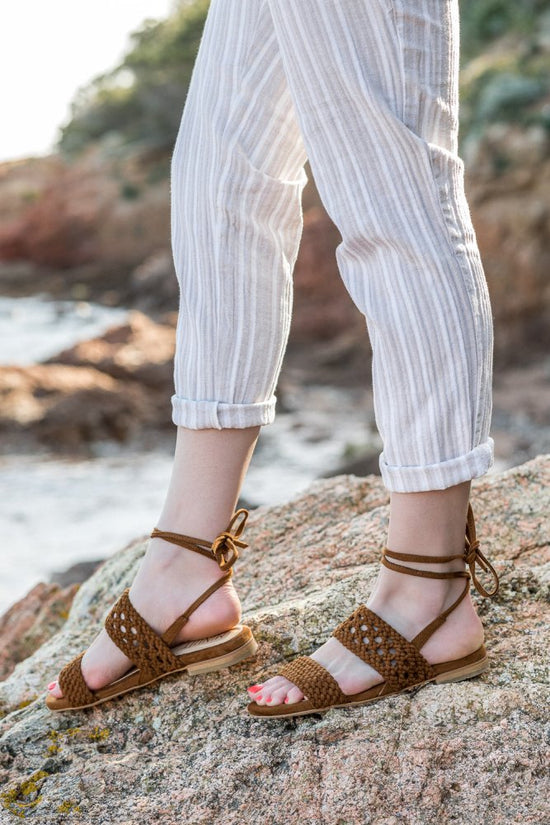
[170, 0, 494, 493]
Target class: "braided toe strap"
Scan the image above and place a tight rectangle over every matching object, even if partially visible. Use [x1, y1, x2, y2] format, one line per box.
[58, 652, 96, 707]
[279, 656, 347, 709]
[333, 605, 435, 691]
[105, 589, 181, 684]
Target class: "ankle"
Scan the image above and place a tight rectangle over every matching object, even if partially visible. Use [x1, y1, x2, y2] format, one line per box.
[368, 566, 471, 624]
[135, 537, 225, 591]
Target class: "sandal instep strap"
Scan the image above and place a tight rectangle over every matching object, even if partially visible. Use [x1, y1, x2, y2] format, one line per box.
[333, 605, 435, 691]
[105, 589, 181, 683]
[279, 656, 347, 709]
[58, 652, 96, 707]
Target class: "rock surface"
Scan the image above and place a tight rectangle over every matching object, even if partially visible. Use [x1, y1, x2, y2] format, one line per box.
[45, 309, 176, 390]
[0, 455, 548, 823]
[0, 584, 79, 683]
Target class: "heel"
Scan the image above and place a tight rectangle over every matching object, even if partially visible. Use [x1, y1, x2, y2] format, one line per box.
[187, 636, 258, 675]
[435, 656, 489, 684]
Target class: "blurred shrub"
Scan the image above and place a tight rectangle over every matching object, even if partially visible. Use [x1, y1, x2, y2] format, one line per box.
[460, 0, 545, 62]
[460, 1, 550, 147]
[58, 0, 210, 156]
[58, 0, 550, 161]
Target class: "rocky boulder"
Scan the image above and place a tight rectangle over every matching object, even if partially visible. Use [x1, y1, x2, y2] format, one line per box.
[0, 583, 79, 683]
[0, 455, 547, 823]
[0, 147, 170, 272]
[0, 312, 176, 453]
[45, 310, 176, 390]
[0, 362, 162, 453]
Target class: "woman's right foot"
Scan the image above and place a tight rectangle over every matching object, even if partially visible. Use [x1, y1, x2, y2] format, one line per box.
[47, 537, 242, 699]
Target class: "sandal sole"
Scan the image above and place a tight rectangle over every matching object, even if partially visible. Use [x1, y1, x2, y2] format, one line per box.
[247, 654, 490, 719]
[47, 629, 258, 712]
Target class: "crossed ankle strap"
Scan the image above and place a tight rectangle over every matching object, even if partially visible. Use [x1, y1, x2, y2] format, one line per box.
[380, 502, 499, 650]
[148, 508, 249, 646]
[381, 503, 499, 598]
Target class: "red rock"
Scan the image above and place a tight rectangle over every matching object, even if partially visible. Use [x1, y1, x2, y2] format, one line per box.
[0, 363, 162, 451]
[0, 582, 79, 681]
[46, 310, 176, 389]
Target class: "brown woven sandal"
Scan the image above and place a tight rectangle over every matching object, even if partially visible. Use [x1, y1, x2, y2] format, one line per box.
[46, 509, 258, 712]
[248, 503, 499, 719]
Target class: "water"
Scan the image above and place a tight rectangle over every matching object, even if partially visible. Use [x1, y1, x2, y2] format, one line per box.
[2, 295, 517, 616]
[0, 292, 378, 612]
[0, 387, 377, 614]
[0, 295, 128, 365]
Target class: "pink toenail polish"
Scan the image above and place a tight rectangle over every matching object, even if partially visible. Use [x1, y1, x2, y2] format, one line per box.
[265, 696, 272, 702]
[248, 685, 262, 693]
[47, 682, 56, 691]
[284, 697, 289, 703]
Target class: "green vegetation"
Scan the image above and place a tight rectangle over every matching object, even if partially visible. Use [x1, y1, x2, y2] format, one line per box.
[59, 0, 210, 156]
[459, 0, 550, 144]
[460, 0, 547, 62]
[58, 0, 550, 161]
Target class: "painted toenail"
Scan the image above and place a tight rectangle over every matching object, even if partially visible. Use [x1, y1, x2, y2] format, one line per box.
[265, 695, 272, 702]
[47, 682, 57, 691]
[247, 685, 262, 693]
[284, 697, 289, 703]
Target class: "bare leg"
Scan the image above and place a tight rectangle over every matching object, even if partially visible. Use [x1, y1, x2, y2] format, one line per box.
[248, 481, 485, 706]
[48, 426, 260, 698]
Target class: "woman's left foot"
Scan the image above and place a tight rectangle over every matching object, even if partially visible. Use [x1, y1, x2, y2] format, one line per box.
[247, 564, 484, 707]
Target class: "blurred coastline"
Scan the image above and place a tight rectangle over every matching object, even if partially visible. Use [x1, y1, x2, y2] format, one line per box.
[1, 0, 549, 615]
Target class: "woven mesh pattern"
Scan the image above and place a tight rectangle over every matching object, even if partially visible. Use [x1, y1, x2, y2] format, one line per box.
[279, 656, 347, 709]
[105, 589, 181, 683]
[58, 652, 96, 707]
[333, 605, 435, 691]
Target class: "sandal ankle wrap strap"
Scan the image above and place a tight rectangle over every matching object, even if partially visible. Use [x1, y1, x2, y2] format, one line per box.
[55, 509, 252, 710]
[249, 502, 500, 718]
[380, 502, 500, 600]
[150, 508, 249, 572]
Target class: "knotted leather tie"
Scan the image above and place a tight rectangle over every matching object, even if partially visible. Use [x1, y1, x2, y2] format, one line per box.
[150, 507, 249, 572]
[211, 508, 249, 570]
[463, 503, 499, 598]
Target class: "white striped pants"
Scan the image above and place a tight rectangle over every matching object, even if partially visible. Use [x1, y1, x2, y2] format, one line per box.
[170, 0, 494, 493]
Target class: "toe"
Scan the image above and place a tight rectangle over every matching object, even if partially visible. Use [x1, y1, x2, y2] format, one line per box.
[264, 681, 293, 706]
[284, 685, 304, 705]
[248, 676, 304, 707]
[47, 679, 63, 699]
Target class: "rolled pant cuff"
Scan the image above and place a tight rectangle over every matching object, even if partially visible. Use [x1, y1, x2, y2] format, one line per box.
[379, 438, 494, 493]
[171, 394, 277, 429]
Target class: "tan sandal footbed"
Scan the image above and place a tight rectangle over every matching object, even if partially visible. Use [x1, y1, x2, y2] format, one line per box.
[47, 625, 257, 712]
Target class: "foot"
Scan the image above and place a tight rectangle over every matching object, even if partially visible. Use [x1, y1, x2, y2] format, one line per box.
[247, 563, 484, 707]
[47, 537, 241, 699]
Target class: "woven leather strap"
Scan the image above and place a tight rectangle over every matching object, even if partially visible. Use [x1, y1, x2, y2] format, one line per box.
[58, 652, 96, 707]
[279, 656, 347, 709]
[105, 589, 181, 683]
[333, 605, 435, 691]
